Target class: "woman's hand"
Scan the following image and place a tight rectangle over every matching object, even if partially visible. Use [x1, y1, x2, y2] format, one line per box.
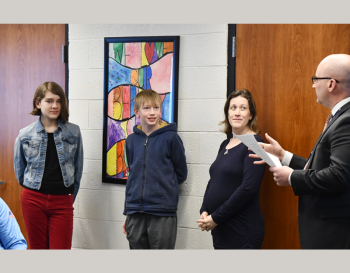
[201, 211, 208, 219]
[197, 214, 218, 231]
[197, 212, 208, 230]
[249, 133, 286, 163]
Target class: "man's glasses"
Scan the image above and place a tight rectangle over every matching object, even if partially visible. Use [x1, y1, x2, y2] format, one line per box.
[312, 76, 339, 84]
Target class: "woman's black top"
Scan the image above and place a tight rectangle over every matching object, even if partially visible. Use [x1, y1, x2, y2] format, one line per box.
[200, 134, 266, 249]
[23, 133, 74, 195]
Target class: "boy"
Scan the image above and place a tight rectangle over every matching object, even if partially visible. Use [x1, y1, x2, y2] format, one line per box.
[122, 89, 187, 249]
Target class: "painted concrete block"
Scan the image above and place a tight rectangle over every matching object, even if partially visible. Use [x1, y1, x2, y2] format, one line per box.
[88, 100, 103, 130]
[81, 130, 103, 160]
[89, 39, 104, 69]
[108, 24, 153, 37]
[75, 189, 109, 220]
[177, 132, 200, 164]
[179, 33, 227, 67]
[68, 100, 89, 130]
[177, 196, 203, 229]
[199, 66, 227, 99]
[178, 99, 225, 132]
[69, 40, 89, 70]
[179, 164, 210, 197]
[151, 24, 227, 36]
[69, 24, 110, 40]
[72, 218, 129, 249]
[175, 227, 213, 249]
[178, 67, 199, 100]
[108, 190, 126, 222]
[69, 69, 104, 100]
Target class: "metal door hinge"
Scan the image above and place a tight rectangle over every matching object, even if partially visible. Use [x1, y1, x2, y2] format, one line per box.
[232, 37, 236, 58]
[62, 45, 68, 63]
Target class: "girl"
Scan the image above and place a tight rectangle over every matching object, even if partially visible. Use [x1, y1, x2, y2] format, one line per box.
[14, 82, 83, 249]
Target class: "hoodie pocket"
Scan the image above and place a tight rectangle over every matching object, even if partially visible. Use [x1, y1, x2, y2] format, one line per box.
[143, 180, 165, 209]
[125, 179, 142, 208]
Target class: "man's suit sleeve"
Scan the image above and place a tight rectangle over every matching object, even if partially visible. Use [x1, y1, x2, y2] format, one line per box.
[291, 115, 350, 196]
[289, 154, 307, 169]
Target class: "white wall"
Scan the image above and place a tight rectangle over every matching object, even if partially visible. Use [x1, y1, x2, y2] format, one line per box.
[68, 24, 228, 249]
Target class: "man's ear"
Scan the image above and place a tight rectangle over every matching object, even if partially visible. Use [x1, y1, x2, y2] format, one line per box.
[328, 79, 337, 93]
[134, 108, 140, 118]
[35, 99, 41, 109]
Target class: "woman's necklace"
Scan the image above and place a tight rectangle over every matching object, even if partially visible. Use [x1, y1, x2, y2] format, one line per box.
[224, 137, 240, 155]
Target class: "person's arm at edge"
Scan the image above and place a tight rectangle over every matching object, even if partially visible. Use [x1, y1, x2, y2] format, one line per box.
[0, 199, 27, 250]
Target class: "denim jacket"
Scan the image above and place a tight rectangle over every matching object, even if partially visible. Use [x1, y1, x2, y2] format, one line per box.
[13, 118, 84, 202]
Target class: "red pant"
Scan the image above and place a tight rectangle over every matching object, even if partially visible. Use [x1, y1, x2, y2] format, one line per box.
[21, 188, 74, 249]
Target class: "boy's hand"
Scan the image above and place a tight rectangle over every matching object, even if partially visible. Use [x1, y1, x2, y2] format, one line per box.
[122, 217, 127, 235]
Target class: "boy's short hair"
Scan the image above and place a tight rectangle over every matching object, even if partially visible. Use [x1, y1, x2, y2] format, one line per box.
[134, 89, 162, 111]
[30, 81, 69, 123]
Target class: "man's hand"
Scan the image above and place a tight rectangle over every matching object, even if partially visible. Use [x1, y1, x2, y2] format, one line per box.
[269, 166, 293, 186]
[249, 133, 286, 164]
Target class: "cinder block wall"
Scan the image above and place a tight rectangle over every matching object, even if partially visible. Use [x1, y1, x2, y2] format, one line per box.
[68, 24, 228, 249]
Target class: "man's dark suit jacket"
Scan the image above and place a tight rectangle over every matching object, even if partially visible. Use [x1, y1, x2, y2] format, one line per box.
[290, 100, 350, 249]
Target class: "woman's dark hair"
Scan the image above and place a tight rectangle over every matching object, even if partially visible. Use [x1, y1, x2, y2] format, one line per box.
[220, 89, 260, 137]
[30, 82, 69, 123]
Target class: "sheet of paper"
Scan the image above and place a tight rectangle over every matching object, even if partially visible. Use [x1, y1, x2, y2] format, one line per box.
[233, 133, 282, 167]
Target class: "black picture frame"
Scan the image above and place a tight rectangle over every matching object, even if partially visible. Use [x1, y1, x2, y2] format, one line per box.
[102, 36, 180, 184]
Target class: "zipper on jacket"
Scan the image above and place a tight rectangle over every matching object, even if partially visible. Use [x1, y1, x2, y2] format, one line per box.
[141, 136, 149, 212]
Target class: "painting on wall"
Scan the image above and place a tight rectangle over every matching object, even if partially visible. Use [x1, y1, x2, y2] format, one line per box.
[102, 36, 180, 184]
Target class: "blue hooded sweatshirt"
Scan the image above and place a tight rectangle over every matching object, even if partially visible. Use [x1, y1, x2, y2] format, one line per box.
[123, 122, 187, 216]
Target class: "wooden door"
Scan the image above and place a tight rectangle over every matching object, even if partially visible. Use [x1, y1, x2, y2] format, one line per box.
[0, 24, 66, 246]
[235, 24, 350, 249]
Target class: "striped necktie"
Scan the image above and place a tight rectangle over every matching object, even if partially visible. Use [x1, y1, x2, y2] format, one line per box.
[304, 112, 334, 170]
[323, 113, 334, 131]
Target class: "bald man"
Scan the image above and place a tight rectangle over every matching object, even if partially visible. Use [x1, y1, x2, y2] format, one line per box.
[251, 54, 350, 249]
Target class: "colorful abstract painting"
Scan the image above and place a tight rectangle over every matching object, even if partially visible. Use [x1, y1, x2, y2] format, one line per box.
[102, 36, 180, 184]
